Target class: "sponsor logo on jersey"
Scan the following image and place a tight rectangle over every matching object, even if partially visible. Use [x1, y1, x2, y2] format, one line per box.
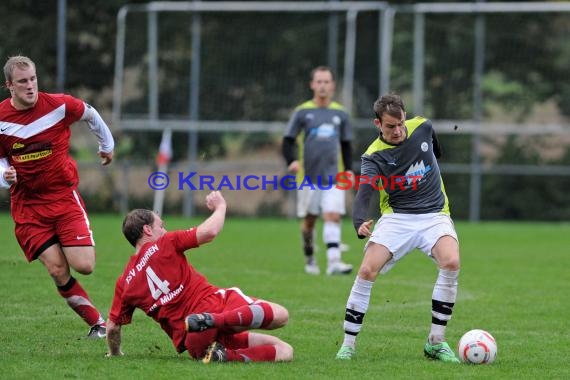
[405, 160, 432, 185]
[309, 123, 336, 138]
[12, 142, 25, 149]
[12, 149, 53, 162]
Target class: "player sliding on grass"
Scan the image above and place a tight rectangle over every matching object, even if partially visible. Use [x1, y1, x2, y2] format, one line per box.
[335, 94, 461, 363]
[106, 191, 293, 363]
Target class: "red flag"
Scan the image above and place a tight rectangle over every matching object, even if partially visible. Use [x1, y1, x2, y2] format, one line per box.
[156, 129, 172, 166]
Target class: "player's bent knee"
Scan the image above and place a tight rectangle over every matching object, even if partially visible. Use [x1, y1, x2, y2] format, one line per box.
[74, 261, 95, 275]
[357, 265, 379, 281]
[48, 267, 71, 284]
[63, 247, 96, 274]
[449, 258, 460, 271]
[438, 255, 460, 271]
[271, 304, 289, 327]
[275, 341, 294, 362]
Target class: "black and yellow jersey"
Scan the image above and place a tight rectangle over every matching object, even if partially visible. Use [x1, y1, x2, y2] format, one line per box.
[361, 117, 450, 215]
[284, 100, 352, 185]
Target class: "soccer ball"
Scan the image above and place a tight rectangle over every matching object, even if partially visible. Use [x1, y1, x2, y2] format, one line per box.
[457, 329, 497, 364]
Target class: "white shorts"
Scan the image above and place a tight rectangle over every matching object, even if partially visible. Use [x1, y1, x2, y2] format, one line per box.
[365, 213, 458, 274]
[296, 187, 346, 218]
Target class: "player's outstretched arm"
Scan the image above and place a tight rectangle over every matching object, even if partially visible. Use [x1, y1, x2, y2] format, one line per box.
[105, 320, 124, 357]
[81, 102, 115, 165]
[196, 191, 227, 245]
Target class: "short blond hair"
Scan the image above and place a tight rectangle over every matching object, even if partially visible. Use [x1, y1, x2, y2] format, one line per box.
[4, 55, 36, 83]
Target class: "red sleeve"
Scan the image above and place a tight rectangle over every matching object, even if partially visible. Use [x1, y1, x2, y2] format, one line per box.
[108, 277, 135, 325]
[167, 228, 199, 253]
[63, 94, 85, 123]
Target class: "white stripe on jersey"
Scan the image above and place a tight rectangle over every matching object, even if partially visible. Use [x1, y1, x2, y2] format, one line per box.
[0, 104, 65, 138]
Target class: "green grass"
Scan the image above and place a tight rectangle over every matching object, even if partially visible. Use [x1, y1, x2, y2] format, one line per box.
[1, 213, 569, 379]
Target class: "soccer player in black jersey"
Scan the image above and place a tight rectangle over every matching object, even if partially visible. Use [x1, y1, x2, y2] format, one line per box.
[335, 94, 461, 363]
[282, 66, 353, 276]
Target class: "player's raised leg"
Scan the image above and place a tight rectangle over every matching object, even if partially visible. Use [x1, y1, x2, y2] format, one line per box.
[39, 245, 106, 337]
[186, 301, 287, 332]
[336, 242, 390, 359]
[424, 235, 460, 363]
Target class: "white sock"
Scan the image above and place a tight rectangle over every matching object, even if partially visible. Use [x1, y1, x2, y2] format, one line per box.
[342, 276, 374, 348]
[323, 221, 341, 264]
[429, 269, 459, 342]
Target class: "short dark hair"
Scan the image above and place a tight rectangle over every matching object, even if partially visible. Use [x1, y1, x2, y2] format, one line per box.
[373, 93, 405, 119]
[122, 209, 155, 247]
[310, 65, 335, 81]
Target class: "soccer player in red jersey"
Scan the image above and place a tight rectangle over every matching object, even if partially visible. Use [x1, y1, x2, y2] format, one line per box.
[106, 191, 293, 363]
[0, 55, 114, 338]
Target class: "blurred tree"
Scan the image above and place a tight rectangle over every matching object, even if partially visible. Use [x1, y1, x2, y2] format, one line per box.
[0, 0, 147, 107]
[1, 1, 570, 218]
[482, 136, 570, 220]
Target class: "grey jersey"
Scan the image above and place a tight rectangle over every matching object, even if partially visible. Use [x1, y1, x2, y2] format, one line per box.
[361, 117, 450, 215]
[284, 100, 352, 184]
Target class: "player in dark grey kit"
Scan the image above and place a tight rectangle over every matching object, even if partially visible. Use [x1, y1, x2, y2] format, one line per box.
[335, 94, 461, 363]
[282, 66, 353, 276]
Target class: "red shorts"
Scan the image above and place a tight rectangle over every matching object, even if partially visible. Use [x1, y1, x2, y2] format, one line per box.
[11, 190, 94, 261]
[184, 287, 259, 359]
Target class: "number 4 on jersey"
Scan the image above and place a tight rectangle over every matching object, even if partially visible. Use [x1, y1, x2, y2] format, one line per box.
[146, 266, 171, 300]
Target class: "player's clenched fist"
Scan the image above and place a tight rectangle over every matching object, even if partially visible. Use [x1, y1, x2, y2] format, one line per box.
[205, 191, 226, 211]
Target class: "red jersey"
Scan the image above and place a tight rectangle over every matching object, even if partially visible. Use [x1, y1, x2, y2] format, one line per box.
[0, 92, 85, 204]
[109, 229, 219, 351]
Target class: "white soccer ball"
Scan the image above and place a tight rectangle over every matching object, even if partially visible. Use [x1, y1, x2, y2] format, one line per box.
[457, 329, 497, 364]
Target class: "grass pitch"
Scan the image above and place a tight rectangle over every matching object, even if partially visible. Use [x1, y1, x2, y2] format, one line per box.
[1, 213, 569, 379]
